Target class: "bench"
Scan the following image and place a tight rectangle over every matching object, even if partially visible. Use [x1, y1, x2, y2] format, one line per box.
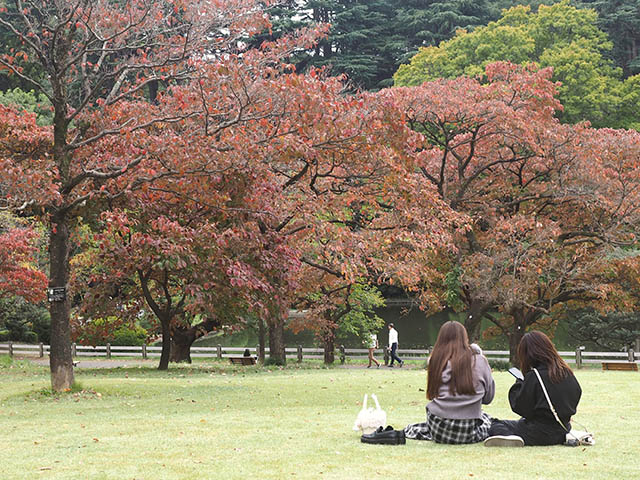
[602, 362, 638, 371]
[229, 356, 257, 366]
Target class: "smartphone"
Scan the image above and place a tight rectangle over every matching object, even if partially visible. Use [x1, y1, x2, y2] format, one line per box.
[508, 367, 524, 381]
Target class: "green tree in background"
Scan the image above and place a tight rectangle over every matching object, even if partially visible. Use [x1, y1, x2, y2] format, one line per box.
[394, 1, 639, 128]
[0, 88, 52, 125]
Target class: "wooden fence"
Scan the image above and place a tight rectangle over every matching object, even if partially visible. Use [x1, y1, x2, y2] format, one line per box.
[0, 342, 638, 368]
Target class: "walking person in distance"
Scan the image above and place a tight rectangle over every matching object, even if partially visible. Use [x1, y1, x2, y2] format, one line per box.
[366, 331, 380, 368]
[387, 323, 404, 367]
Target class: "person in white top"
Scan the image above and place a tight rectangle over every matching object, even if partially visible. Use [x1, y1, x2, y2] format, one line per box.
[366, 332, 380, 368]
[387, 323, 404, 367]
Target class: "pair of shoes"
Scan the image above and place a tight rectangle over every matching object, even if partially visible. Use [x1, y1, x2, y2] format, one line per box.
[361, 426, 406, 445]
[483, 435, 525, 447]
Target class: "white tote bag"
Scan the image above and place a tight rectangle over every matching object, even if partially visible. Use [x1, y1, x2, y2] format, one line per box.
[353, 393, 387, 434]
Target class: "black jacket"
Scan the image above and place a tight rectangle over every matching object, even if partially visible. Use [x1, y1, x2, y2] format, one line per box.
[509, 366, 582, 428]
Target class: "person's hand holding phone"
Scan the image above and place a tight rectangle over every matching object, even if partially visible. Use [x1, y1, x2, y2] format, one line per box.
[508, 367, 524, 381]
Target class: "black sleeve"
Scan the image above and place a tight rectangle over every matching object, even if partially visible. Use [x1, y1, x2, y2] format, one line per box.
[508, 372, 538, 419]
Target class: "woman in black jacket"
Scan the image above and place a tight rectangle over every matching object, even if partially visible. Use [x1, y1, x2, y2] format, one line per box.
[485, 331, 582, 447]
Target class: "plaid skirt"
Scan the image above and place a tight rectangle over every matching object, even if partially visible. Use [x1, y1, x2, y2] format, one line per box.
[404, 408, 492, 444]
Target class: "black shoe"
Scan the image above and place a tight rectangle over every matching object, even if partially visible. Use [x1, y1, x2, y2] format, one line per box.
[361, 426, 406, 445]
[399, 361, 404, 368]
[387, 364, 394, 368]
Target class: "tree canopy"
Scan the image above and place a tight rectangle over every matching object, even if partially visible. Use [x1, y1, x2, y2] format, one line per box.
[394, 1, 640, 129]
[388, 61, 640, 359]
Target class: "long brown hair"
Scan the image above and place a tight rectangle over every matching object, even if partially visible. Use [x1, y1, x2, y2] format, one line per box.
[517, 331, 572, 383]
[427, 321, 476, 399]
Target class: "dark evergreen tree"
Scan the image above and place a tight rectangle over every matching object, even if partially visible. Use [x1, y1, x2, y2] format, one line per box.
[0, 1, 48, 92]
[576, 0, 640, 76]
[396, 0, 496, 49]
[248, 0, 494, 90]
[566, 309, 640, 351]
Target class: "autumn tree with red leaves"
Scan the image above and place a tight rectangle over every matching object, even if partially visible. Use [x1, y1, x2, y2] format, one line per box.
[0, 0, 279, 389]
[71, 144, 302, 369]
[389, 62, 640, 360]
[0, 219, 47, 303]
[239, 75, 461, 364]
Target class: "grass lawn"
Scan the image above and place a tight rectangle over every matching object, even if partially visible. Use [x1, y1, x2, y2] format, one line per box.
[1, 356, 638, 480]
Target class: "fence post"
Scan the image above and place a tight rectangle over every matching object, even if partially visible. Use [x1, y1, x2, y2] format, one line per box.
[8, 342, 13, 357]
[217, 344, 222, 360]
[106, 343, 111, 359]
[575, 347, 583, 369]
[629, 348, 635, 363]
[39, 343, 44, 358]
[142, 344, 147, 359]
[636, 338, 640, 355]
[383, 346, 389, 366]
[297, 345, 303, 363]
[71, 342, 77, 358]
[339, 344, 346, 365]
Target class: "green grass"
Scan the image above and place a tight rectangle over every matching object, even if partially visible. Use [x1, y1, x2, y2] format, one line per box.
[1, 356, 638, 480]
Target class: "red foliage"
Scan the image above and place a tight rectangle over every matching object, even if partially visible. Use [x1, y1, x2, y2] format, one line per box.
[386, 62, 640, 350]
[0, 227, 47, 302]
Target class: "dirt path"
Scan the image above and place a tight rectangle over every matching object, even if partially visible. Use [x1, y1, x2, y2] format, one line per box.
[26, 357, 416, 369]
[28, 358, 157, 369]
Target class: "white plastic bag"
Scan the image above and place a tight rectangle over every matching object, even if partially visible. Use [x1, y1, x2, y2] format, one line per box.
[353, 393, 387, 434]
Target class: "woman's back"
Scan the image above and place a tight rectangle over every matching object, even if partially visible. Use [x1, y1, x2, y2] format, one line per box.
[509, 366, 581, 426]
[428, 350, 495, 420]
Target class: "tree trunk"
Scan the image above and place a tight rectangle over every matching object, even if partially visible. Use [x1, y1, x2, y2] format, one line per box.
[322, 313, 337, 364]
[508, 312, 527, 365]
[158, 316, 171, 370]
[170, 328, 193, 364]
[48, 215, 74, 391]
[268, 318, 286, 365]
[169, 318, 220, 363]
[258, 317, 266, 364]
[323, 334, 335, 364]
[148, 79, 159, 104]
[464, 301, 488, 344]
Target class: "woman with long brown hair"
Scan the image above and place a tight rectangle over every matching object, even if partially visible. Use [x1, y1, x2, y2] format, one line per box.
[484, 331, 582, 447]
[404, 321, 495, 444]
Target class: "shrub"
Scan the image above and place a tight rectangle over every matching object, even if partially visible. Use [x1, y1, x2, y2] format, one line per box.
[489, 359, 512, 371]
[0, 297, 50, 343]
[110, 325, 147, 346]
[73, 316, 147, 346]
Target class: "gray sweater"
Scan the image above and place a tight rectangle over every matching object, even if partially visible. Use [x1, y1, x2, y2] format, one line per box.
[427, 352, 495, 420]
